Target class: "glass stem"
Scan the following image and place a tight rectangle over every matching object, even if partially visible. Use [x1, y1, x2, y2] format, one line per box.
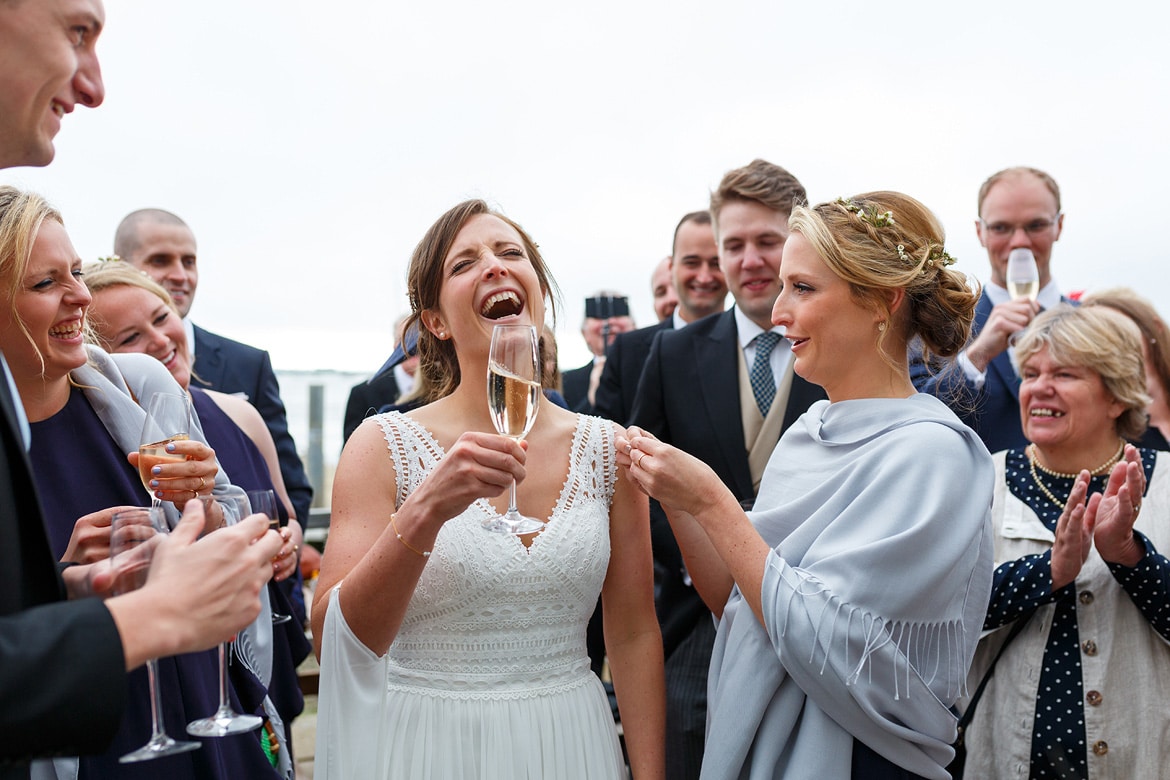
[508, 477, 519, 514]
[146, 658, 166, 740]
[218, 642, 230, 709]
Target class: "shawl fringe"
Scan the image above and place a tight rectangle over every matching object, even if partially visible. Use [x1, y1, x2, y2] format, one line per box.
[779, 576, 970, 701]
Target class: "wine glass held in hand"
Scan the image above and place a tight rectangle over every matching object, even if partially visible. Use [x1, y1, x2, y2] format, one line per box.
[1006, 248, 1040, 302]
[138, 392, 192, 506]
[483, 323, 545, 535]
[110, 507, 202, 762]
[246, 489, 293, 625]
[186, 495, 265, 737]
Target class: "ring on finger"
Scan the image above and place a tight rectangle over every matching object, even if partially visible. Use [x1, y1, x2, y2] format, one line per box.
[197, 475, 207, 492]
[635, 451, 646, 468]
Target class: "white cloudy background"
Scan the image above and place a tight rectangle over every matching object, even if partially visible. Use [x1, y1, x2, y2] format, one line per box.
[3, 0, 1168, 372]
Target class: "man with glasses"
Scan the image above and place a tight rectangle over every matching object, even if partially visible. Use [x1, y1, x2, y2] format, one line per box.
[912, 166, 1067, 452]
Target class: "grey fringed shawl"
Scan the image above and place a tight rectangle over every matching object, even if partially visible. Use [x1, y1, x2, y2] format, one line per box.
[702, 394, 994, 780]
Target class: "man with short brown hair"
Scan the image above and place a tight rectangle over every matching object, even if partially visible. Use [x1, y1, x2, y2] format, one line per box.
[630, 160, 825, 779]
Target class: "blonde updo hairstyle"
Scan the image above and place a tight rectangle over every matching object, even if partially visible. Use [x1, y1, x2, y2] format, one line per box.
[404, 199, 560, 403]
[787, 191, 978, 368]
[1013, 304, 1151, 441]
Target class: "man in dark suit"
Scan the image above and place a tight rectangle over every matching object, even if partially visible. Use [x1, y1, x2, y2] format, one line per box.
[594, 211, 725, 425]
[911, 166, 1067, 453]
[343, 317, 418, 444]
[630, 160, 825, 779]
[560, 290, 635, 414]
[0, 4, 280, 771]
[115, 209, 314, 522]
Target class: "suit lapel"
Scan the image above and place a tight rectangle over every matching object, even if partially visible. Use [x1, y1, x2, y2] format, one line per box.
[191, 326, 226, 390]
[694, 312, 754, 499]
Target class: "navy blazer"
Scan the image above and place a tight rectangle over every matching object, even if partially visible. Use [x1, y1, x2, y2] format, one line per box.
[593, 318, 673, 425]
[560, 360, 595, 414]
[342, 370, 402, 446]
[0, 357, 125, 772]
[911, 290, 1076, 455]
[189, 326, 313, 523]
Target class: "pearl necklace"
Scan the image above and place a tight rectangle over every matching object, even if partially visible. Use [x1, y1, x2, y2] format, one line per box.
[1026, 440, 1125, 510]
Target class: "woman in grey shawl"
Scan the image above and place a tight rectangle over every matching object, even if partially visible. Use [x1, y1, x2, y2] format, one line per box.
[620, 192, 995, 779]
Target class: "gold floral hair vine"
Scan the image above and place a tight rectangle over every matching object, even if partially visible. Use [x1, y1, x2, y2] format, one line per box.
[897, 243, 958, 273]
[96, 254, 122, 263]
[835, 197, 895, 228]
[926, 247, 957, 268]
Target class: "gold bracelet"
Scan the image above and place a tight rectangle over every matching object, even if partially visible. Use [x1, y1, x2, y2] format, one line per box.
[389, 513, 431, 558]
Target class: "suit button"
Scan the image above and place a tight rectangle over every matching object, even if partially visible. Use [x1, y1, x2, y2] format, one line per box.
[1079, 590, 1094, 604]
[1086, 690, 1102, 706]
[1093, 740, 1109, 756]
[1081, 639, 1098, 656]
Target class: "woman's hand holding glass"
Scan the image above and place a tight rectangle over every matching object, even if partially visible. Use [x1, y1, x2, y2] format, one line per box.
[61, 505, 139, 565]
[398, 432, 527, 540]
[127, 438, 219, 508]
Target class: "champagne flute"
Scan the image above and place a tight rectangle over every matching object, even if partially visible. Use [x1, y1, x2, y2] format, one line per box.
[111, 507, 202, 762]
[483, 324, 545, 535]
[186, 496, 265, 737]
[1006, 248, 1040, 302]
[246, 489, 293, 625]
[138, 392, 191, 507]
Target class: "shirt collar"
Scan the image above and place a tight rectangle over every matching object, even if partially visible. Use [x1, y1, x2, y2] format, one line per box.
[732, 305, 783, 349]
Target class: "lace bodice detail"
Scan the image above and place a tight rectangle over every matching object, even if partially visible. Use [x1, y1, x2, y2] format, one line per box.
[373, 412, 616, 696]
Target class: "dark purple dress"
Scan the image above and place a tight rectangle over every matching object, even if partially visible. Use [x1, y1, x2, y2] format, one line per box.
[190, 388, 310, 740]
[28, 387, 281, 779]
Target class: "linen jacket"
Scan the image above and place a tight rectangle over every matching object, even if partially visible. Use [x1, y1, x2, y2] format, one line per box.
[963, 450, 1170, 779]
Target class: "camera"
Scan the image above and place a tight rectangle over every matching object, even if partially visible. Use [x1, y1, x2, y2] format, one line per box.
[584, 295, 630, 319]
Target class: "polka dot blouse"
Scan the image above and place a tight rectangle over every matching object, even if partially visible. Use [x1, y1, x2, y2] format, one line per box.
[985, 448, 1167, 779]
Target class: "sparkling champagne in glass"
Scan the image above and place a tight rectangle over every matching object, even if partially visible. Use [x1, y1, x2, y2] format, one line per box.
[111, 507, 202, 762]
[1006, 248, 1040, 302]
[483, 324, 545, 535]
[138, 392, 191, 506]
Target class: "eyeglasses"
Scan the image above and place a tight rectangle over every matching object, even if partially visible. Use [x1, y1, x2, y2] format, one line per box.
[979, 215, 1061, 238]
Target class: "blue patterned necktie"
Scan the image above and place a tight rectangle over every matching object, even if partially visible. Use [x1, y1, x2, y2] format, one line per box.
[749, 331, 781, 417]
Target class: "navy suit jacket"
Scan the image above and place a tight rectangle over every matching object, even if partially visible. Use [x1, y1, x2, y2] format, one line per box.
[560, 360, 596, 414]
[189, 325, 313, 523]
[630, 310, 826, 652]
[342, 370, 402, 446]
[594, 318, 673, 425]
[0, 356, 125, 774]
[911, 290, 1076, 455]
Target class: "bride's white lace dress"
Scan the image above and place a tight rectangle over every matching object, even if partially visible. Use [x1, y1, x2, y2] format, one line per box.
[315, 412, 626, 779]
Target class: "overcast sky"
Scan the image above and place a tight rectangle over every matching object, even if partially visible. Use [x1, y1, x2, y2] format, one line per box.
[3, 0, 1168, 372]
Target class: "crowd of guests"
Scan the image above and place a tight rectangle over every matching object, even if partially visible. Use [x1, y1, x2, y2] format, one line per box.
[4, 3, 1170, 780]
